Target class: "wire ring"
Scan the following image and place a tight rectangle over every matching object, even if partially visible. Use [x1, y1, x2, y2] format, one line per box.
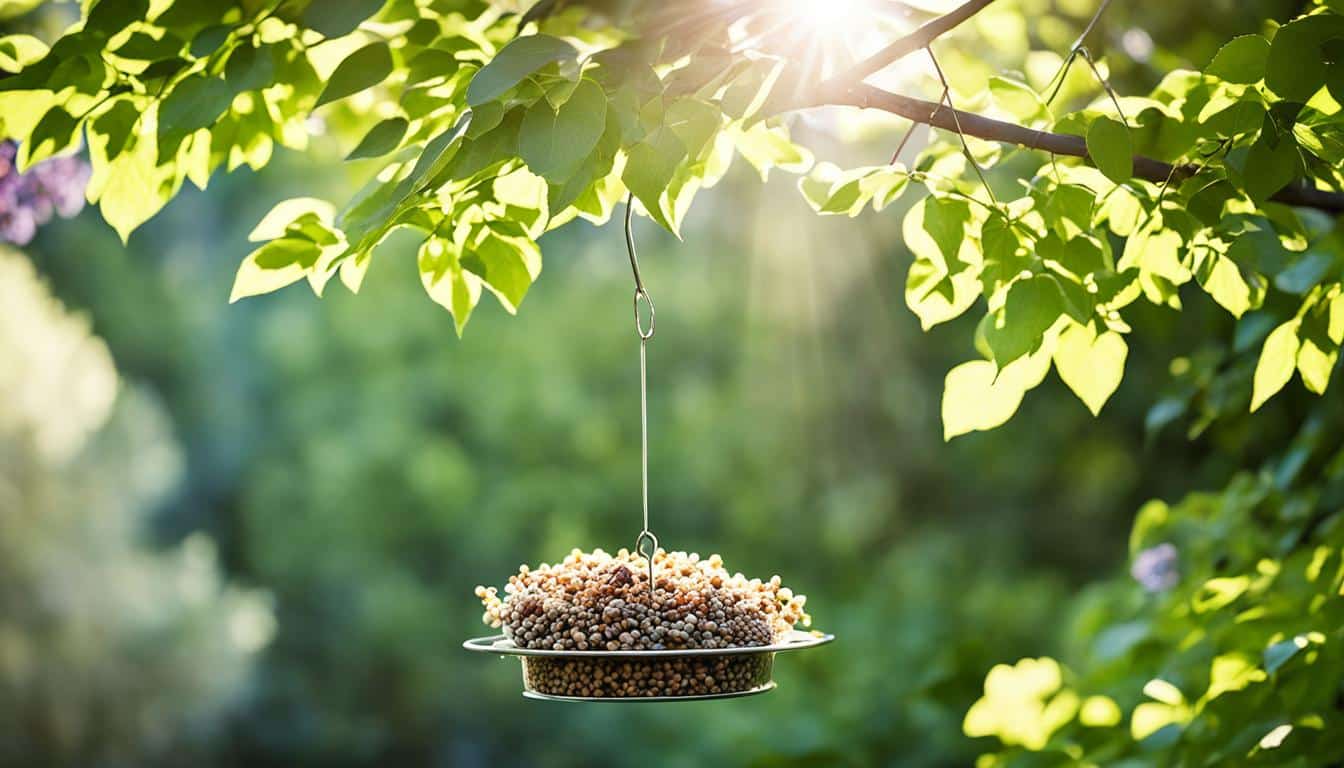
[634, 289, 655, 340]
[634, 529, 659, 590]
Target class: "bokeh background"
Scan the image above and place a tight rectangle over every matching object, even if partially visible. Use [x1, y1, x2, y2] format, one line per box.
[0, 0, 1315, 765]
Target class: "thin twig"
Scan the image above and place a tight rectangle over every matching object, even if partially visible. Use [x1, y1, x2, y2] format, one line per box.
[926, 47, 998, 206]
[821, 0, 1000, 89]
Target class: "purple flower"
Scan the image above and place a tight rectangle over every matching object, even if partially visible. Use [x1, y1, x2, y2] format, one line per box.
[0, 139, 90, 245]
[1131, 543, 1180, 593]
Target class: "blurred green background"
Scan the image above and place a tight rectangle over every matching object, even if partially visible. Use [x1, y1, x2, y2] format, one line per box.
[0, 0, 1317, 765]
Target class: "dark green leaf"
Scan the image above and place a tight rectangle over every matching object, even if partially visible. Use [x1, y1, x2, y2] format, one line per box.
[346, 116, 408, 160]
[1206, 34, 1270, 84]
[316, 42, 393, 107]
[303, 0, 387, 39]
[466, 34, 577, 107]
[985, 275, 1066, 365]
[1243, 134, 1300, 204]
[1086, 116, 1134, 183]
[158, 74, 233, 151]
[1266, 14, 1344, 102]
[189, 25, 231, 59]
[225, 43, 276, 94]
[518, 77, 606, 181]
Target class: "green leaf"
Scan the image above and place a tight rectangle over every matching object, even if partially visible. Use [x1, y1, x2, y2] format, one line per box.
[622, 128, 686, 233]
[1251, 320, 1300, 411]
[158, 74, 233, 150]
[224, 43, 275, 94]
[303, 0, 387, 39]
[1264, 636, 1308, 674]
[466, 34, 577, 107]
[190, 25, 230, 58]
[1266, 14, 1344, 102]
[316, 42, 393, 107]
[733, 121, 812, 181]
[985, 275, 1066, 366]
[17, 105, 78, 169]
[230, 237, 322, 303]
[1198, 250, 1260, 318]
[1242, 134, 1299, 204]
[346, 116, 408, 160]
[249, 197, 337, 242]
[1053, 322, 1128, 415]
[1206, 34, 1271, 84]
[418, 235, 481, 335]
[518, 77, 607, 181]
[942, 348, 1051, 440]
[461, 229, 541, 313]
[989, 75, 1049, 122]
[1086, 116, 1133, 184]
[97, 112, 182, 242]
[0, 34, 48, 73]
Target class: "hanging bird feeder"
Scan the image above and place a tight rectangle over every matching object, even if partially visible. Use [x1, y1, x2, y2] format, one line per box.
[464, 197, 832, 701]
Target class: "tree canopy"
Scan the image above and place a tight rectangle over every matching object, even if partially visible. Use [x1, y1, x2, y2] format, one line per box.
[4, 0, 1344, 763]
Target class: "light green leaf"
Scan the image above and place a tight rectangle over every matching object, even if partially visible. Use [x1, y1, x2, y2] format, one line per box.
[97, 109, 179, 243]
[462, 229, 541, 313]
[622, 128, 686, 233]
[316, 42, 393, 107]
[17, 104, 78, 169]
[346, 116, 409, 160]
[1053, 322, 1128, 415]
[1199, 251, 1259, 318]
[249, 198, 336, 242]
[467, 34, 577, 106]
[733, 121, 812, 181]
[0, 33, 48, 73]
[1251, 320, 1300, 411]
[229, 237, 322, 303]
[1206, 34, 1271, 84]
[1297, 332, 1337, 394]
[989, 75, 1049, 122]
[418, 235, 482, 335]
[1086, 116, 1133, 184]
[518, 77, 607, 181]
[942, 348, 1052, 440]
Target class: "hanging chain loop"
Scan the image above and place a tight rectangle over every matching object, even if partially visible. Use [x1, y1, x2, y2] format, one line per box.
[625, 194, 657, 592]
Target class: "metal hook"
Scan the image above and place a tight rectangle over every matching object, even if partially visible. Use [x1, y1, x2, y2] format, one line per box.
[626, 194, 655, 340]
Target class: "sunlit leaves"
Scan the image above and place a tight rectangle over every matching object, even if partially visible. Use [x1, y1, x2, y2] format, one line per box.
[466, 34, 577, 106]
[983, 274, 1066, 366]
[1251, 320, 1300, 410]
[418, 235, 481, 335]
[798, 163, 909, 216]
[903, 197, 980, 331]
[1054, 321, 1128, 415]
[941, 347, 1052, 440]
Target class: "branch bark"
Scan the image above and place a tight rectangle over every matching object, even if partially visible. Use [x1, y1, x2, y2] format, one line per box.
[819, 83, 1344, 213]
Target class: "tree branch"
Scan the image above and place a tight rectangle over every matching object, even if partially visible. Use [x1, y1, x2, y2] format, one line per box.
[823, 0, 1001, 89]
[815, 83, 1344, 214]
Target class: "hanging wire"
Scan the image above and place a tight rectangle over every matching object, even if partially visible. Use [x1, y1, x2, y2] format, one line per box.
[626, 193, 658, 593]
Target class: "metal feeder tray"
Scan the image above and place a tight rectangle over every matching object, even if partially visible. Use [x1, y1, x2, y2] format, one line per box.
[464, 629, 833, 702]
